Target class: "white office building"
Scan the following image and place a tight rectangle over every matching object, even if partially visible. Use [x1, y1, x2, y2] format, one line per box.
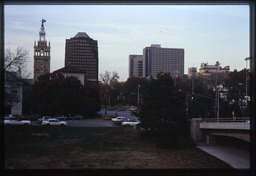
[143, 44, 184, 79]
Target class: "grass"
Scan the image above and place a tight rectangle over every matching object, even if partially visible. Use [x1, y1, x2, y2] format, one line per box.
[4, 126, 232, 169]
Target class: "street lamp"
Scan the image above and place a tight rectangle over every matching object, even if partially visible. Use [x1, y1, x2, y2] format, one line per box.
[174, 71, 179, 87]
[137, 85, 141, 116]
[244, 57, 250, 110]
[215, 61, 220, 121]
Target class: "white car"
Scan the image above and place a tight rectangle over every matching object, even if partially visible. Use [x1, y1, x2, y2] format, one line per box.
[112, 116, 127, 124]
[4, 119, 31, 126]
[42, 118, 67, 126]
[129, 106, 136, 111]
[121, 119, 140, 127]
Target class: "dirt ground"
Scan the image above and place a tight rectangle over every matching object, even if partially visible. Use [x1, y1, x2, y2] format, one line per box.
[4, 126, 232, 170]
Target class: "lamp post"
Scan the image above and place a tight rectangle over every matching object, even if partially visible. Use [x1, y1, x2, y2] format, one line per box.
[174, 71, 179, 87]
[137, 85, 141, 116]
[215, 61, 220, 121]
[244, 57, 250, 111]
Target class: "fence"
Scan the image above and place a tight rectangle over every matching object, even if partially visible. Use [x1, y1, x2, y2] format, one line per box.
[201, 117, 250, 123]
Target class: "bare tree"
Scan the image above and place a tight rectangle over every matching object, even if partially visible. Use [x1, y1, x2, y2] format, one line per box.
[100, 71, 120, 87]
[4, 47, 32, 114]
[109, 71, 119, 87]
[4, 47, 31, 78]
[100, 71, 111, 85]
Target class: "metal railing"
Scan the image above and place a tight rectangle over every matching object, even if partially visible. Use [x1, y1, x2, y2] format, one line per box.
[201, 117, 250, 123]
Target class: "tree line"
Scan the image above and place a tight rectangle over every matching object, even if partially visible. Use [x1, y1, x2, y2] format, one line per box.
[4, 46, 250, 147]
[99, 70, 250, 119]
[5, 47, 249, 120]
[28, 73, 100, 117]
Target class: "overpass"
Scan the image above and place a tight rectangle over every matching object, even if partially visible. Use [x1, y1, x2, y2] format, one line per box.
[190, 117, 250, 144]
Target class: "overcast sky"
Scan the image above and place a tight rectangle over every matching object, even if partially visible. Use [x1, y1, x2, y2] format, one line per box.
[4, 5, 249, 81]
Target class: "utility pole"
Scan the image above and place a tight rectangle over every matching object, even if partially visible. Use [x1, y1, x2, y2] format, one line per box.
[245, 57, 250, 112]
[137, 85, 141, 116]
[192, 77, 195, 94]
[215, 61, 220, 121]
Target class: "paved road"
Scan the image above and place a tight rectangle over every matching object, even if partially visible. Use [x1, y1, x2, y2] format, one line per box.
[67, 121, 120, 127]
[32, 110, 137, 127]
[99, 110, 137, 120]
[67, 110, 138, 127]
[197, 143, 250, 169]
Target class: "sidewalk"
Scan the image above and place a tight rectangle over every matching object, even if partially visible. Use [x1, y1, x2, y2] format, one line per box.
[197, 144, 250, 169]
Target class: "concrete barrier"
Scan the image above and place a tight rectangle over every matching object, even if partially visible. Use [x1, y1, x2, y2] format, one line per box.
[190, 118, 205, 143]
[200, 122, 250, 130]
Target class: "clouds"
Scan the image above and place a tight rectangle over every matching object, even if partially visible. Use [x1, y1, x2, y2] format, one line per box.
[4, 5, 249, 80]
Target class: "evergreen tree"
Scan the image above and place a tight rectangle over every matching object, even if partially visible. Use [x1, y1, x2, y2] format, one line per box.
[139, 73, 191, 147]
[30, 73, 100, 117]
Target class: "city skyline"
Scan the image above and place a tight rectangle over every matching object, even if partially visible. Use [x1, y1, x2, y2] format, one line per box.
[4, 5, 249, 81]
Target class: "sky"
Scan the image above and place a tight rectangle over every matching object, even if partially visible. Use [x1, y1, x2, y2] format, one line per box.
[4, 5, 250, 81]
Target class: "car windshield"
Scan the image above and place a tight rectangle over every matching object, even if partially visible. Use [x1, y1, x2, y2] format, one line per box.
[50, 120, 58, 122]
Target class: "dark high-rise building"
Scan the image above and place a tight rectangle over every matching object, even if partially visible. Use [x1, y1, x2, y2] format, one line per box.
[65, 32, 98, 82]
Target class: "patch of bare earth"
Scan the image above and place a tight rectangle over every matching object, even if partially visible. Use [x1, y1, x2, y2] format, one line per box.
[5, 127, 232, 169]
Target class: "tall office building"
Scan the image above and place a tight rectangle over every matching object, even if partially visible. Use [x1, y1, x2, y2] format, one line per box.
[34, 19, 51, 80]
[129, 55, 143, 78]
[143, 44, 184, 79]
[65, 32, 98, 82]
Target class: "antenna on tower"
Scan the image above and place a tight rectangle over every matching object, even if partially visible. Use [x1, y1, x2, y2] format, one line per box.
[41, 19, 46, 27]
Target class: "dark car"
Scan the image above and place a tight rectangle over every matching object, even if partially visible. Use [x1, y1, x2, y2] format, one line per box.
[53, 115, 68, 120]
[70, 114, 83, 120]
[38, 116, 51, 123]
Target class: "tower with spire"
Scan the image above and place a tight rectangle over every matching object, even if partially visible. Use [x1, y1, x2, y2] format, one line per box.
[34, 19, 51, 80]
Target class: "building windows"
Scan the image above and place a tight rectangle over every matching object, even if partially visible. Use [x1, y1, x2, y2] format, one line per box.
[65, 32, 98, 81]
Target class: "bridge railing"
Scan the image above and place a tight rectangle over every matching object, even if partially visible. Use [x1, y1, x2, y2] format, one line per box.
[201, 117, 250, 123]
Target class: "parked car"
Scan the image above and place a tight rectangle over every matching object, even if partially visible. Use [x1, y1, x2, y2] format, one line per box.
[41, 118, 67, 126]
[112, 116, 127, 124]
[70, 114, 83, 120]
[4, 119, 31, 126]
[104, 116, 116, 120]
[38, 116, 51, 123]
[121, 119, 140, 127]
[129, 106, 136, 111]
[4, 115, 15, 120]
[53, 115, 68, 120]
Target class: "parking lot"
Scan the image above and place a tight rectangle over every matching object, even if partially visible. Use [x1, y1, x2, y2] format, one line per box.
[30, 110, 138, 127]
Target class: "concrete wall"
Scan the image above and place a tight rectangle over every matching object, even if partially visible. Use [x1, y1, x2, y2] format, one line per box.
[190, 118, 250, 143]
[200, 122, 250, 130]
[209, 131, 250, 142]
[190, 118, 206, 143]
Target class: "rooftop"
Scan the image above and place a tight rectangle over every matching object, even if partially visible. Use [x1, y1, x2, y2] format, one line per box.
[53, 66, 87, 74]
[73, 32, 90, 39]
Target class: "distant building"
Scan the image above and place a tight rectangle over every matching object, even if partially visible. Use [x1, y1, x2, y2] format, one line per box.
[34, 19, 51, 80]
[22, 78, 35, 115]
[65, 32, 98, 82]
[129, 55, 143, 78]
[199, 61, 230, 76]
[53, 66, 87, 86]
[4, 70, 23, 115]
[5, 69, 35, 115]
[143, 44, 184, 79]
[188, 67, 197, 79]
